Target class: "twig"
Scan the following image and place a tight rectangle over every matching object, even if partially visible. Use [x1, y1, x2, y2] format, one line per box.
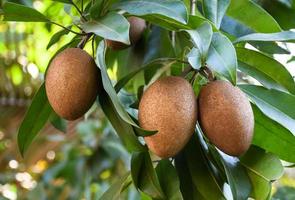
[50, 21, 86, 35]
[92, 35, 96, 58]
[77, 33, 93, 49]
[190, 0, 196, 15]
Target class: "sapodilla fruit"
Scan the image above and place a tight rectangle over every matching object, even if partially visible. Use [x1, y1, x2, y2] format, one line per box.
[106, 17, 146, 50]
[138, 76, 197, 158]
[45, 48, 100, 120]
[198, 80, 254, 156]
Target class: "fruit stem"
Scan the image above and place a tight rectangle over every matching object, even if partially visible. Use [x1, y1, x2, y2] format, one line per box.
[180, 66, 193, 78]
[199, 66, 215, 82]
[77, 33, 93, 49]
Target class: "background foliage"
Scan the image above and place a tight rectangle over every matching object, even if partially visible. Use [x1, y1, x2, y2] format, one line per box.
[1, 0, 295, 199]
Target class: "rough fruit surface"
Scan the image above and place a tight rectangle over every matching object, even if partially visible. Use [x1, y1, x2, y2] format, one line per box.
[106, 17, 146, 50]
[199, 80, 254, 156]
[138, 76, 197, 158]
[45, 48, 99, 120]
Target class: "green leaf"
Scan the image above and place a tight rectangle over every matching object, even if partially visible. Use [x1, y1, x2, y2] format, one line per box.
[240, 85, 295, 134]
[175, 136, 226, 200]
[206, 32, 237, 84]
[240, 146, 283, 199]
[112, 0, 188, 30]
[82, 12, 130, 44]
[98, 90, 145, 152]
[236, 47, 295, 94]
[18, 84, 52, 156]
[90, 0, 104, 20]
[226, 0, 281, 33]
[131, 151, 165, 199]
[218, 152, 251, 200]
[96, 41, 153, 134]
[202, 0, 230, 29]
[234, 30, 295, 43]
[52, 0, 72, 4]
[49, 112, 67, 133]
[47, 27, 71, 50]
[156, 160, 183, 200]
[185, 22, 213, 63]
[187, 48, 201, 70]
[251, 105, 295, 163]
[100, 173, 132, 200]
[3, 2, 49, 22]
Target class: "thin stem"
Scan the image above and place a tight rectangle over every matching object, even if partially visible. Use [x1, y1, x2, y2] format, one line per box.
[77, 33, 93, 49]
[92, 35, 96, 58]
[50, 21, 86, 35]
[81, 0, 84, 12]
[71, 0, 87, 21]
[190, 0, 196, 15]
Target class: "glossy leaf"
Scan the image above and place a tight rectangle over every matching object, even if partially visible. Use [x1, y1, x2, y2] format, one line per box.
[240, 85, 295, 134]
[98, 90, 145, 152]
[112, 0, 188, 24]
[187, 48, 201, 70]
[96, 41, 154, 135]
[131, 151, 165, 199]
[185, 22, 213, 63]
[234, 30, 295, 43]
[241, 146, 283, 199]
[49, 112, 67, 133]
[3, 2, 49, 22]
[82, 12, 130, 44]
[18, 84, 52, 156]
[251, 105, 295, 163]
[207, 32, 237, 84]
[203, 0, 230, 28]
[100, 173, 132, 200]
[226, 0, 281, 33]
[236, 47, 295, 94]
[156, 160, 183, 200]
[47, 27, 71, 50]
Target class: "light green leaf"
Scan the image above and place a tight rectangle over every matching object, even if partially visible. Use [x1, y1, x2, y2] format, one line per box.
[207, 32, 237, 84]
[18, 84, 52, 156]
[187, 48, 201, 70]
[82, 12, 130, 44]
[226, 0, 281, 33]
[240, 85, 295, 134]
[3, 2, 49, 22]
[185, 22, 213, 63]
[236, 47, 295, 94]
[234, 30, 295, 43]
[203, 0, 230, 28]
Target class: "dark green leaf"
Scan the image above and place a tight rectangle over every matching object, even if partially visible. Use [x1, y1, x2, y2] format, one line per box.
[203, 0, 230, 29]
[207, 32, 237, 84]
[98, 90, 145, 152]
[90, 0, 104, 20]
[251, 105, 295, 163]
[18, 84, 52, 156]
[226, 0, 281, 33]
[185, 22, 213, 63]
[49, 112, 67, 133]
[234, 30, 295, 43]
[112, 0, 188, 24]
[3, 2, 49, 22]
[47, 27, 71, 50]
[240, 85, 295, 134]
[156, 160, 183, 200]
[82, 12, 130, 44]
[100, 173, 132, 200]
[131, 151, 165, 199]
[236, 47, 295, 94]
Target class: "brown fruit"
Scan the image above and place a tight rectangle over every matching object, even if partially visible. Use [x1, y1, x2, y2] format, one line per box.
[45, 48, 100, 120]
[138, 76, 197, 158]
[198, 80, 254, 156]
[106, 17, 146, 50]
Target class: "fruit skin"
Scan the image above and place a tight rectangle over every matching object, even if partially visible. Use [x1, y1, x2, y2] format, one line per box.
[138, 76, 197, 158]
[106, 17, 146, 50]
[45, 48, 100, 120]
[198, 80, 254, 156]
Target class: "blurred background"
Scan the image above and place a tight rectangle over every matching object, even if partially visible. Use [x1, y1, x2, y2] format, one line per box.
[1, 0, 295, 199]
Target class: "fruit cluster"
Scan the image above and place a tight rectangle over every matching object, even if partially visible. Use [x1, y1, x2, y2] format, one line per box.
[45, 17, 254, 158]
